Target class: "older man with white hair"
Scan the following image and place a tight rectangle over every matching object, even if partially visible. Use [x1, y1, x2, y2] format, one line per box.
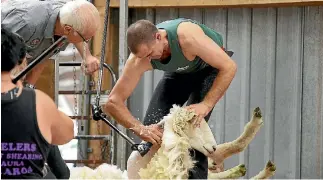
[1, 0, 101, 88]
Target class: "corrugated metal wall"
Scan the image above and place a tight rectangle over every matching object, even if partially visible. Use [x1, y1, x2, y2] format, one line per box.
[126, 6, 323, 179]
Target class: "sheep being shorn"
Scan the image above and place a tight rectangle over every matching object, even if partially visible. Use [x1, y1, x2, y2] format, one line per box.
[138, 105, 276, 180]
[69, 104, 217, 180]
[138, 104, 218, 179]
[69, 106, 276, 179]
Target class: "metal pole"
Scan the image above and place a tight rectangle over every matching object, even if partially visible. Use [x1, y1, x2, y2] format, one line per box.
[143, 9, 155, 115]
[59, 62, 117, 85]
[77, 73, 89, 160]
[12, 36, 68, 83]
[118, 0, 128, 170]
[74, 135, 110, 140]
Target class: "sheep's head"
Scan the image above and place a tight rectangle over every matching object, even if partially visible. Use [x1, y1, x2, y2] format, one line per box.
[170, 105, 197, 136]
[186, 115, 217, 156]
[160, 105, 195, 151]
[160, 105, 217, 156]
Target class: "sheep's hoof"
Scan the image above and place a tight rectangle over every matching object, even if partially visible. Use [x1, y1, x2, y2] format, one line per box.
[254, 107, 262, 118]
[238, 164, 247, 176]
[208, 163, 221, 172]
[266, 160, 276, 172]
[208, 159, 224, 173]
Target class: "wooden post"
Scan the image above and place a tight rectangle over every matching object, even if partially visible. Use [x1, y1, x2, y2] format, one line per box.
[35, 60, 55, 100]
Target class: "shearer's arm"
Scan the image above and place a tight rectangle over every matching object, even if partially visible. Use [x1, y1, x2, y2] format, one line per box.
[104, 54, 153, 136]
[177, 22, 237, 109]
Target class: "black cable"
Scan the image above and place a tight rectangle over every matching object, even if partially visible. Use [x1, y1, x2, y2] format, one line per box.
[95, 0, 110, 107]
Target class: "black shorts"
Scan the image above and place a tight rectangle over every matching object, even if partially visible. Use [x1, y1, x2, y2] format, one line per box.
[143, 65, 219, 179]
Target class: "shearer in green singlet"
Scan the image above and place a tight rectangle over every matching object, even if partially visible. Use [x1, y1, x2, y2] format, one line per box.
[104, 18, 237, 179]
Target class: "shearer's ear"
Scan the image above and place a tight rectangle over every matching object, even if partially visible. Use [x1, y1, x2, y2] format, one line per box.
[63, 25, 73, 35]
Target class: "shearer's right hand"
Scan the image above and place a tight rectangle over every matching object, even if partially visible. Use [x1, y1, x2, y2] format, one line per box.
[132, 124, 163, 146]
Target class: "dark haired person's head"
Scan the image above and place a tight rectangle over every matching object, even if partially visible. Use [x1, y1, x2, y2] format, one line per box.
[1, 28, 26, 72]
[126, 19, 165, 60]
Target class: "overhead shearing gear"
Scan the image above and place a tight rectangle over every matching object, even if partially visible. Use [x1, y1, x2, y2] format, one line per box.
[90, 0, 153, 157]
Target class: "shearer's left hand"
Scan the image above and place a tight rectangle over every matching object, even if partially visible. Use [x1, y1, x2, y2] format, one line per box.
[186, 102, 212, 128]
[84, 55, 100, 74]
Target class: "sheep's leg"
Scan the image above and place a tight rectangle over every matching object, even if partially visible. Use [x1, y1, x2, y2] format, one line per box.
[208, 159, 224, 173]
[209, 107, 263, 170]
[208, 164, 247, 179]
[127, 145, 158, 179]
[250, 161, 276, 179]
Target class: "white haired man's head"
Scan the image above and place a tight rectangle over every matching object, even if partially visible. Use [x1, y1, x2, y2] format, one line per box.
[59, 0, 100, 43]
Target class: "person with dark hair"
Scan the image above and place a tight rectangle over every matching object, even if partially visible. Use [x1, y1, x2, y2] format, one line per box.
[1, 28, 74, 179]
[1, 29, 26, 72]
[104, 18, 237, 179]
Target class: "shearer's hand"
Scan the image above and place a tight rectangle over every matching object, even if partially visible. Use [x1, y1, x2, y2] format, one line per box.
[132, 124, 163, 146]
[186, 102, 212, 128]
